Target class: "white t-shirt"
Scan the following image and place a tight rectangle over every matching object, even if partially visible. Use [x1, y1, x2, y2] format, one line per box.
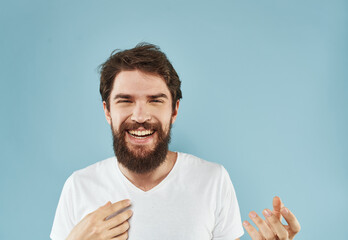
[50, 152, 244, 240]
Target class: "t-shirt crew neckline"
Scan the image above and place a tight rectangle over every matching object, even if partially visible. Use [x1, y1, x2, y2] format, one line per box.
[113, 152, 181, 194]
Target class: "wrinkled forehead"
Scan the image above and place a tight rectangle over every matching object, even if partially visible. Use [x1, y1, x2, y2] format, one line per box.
[111, 70, 171, 98]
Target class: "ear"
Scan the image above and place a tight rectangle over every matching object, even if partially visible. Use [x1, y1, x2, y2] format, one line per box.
[103, 101, 112, 125]
[171, 100, 180, 124]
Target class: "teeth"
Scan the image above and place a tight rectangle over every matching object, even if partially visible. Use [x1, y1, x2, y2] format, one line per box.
[128, 130, 154, 137]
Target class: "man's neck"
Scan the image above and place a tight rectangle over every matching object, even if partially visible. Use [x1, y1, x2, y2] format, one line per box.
[117, 151, 177, 192]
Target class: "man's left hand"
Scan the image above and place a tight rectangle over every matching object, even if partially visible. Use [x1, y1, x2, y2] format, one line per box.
[243, 196, 301, 240]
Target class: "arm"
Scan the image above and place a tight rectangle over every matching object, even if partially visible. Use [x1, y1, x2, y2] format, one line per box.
[212, 166, 244, 239]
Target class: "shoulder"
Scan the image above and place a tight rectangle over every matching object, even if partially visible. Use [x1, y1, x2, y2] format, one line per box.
[176, 153, 236, 202]
[68, 156, 116, 184]
[177, 152, 227, 179]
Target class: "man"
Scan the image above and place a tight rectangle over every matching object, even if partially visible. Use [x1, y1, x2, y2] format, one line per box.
[50, 43, 301, 240]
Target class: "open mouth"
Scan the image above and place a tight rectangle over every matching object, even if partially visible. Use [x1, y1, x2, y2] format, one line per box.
[127, 129, 155, 139]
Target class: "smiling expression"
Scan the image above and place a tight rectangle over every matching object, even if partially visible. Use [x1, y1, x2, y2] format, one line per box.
[103, 70, 179, 172]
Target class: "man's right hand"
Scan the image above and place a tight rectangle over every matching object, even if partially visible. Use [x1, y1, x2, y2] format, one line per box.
[66, 199, 133, 240]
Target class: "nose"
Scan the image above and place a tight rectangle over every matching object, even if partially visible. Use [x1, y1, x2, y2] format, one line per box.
[130, 102, 151, 123]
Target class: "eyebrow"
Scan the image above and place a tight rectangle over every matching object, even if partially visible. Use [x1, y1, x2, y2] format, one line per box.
[113, 93, 168, 100]
[114, 94, 132, 100]
[148, 93, 168, 99]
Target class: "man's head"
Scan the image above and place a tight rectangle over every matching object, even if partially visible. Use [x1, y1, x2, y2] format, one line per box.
[99, 43, 182, 174]
[99, 43, 182, 112]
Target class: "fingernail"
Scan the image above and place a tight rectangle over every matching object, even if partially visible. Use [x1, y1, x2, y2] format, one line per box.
[263, 209, 272, 217]
[243, 221, 250, 226]
[281, 207, 289, 215]
[250, 212, 257, 218]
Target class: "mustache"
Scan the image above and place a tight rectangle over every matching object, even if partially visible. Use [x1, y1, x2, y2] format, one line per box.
[119, 121, 160, 132]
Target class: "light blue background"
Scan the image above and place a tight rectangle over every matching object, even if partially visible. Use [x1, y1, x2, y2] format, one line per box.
[1, 0, 347, 239]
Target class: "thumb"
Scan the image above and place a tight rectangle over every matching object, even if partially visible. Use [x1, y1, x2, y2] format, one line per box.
[273, 196, 284, 221]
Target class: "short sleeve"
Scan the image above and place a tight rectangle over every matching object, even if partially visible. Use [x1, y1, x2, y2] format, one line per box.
[50, 174, 75, 240]
[212, 166, 244, 240]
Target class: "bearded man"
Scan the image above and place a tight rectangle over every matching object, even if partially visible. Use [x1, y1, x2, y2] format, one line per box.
[50, 43, 301, 240]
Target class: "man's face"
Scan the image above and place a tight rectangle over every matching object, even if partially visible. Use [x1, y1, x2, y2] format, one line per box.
[103, 70, 179, 173]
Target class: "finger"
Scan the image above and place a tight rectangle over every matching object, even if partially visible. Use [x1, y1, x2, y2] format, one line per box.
[242, 220, 263, 240]
[272, 196, 283, 221]
[280, 207, 301, 235]
[102, 199, 132, 219]
[249, 211, 276, 240]
[105, 209, 133, 230]
[95, 201, 112, 212]
[105, 220, 130, 239]
[262, 209, 289, 239]
[84, 201, 112, 220]
[112, 230, 128, 240]
[264, 217, 276, 233]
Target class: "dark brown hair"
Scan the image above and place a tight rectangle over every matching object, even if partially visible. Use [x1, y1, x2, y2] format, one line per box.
[99, 43, 182, 111]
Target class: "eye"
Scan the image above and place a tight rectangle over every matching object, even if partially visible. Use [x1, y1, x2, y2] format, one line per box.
[150, 99, 163, 103]
[117, 100, 132, 103]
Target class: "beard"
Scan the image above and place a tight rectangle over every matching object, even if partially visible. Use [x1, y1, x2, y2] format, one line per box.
[111, 120, 172, 174]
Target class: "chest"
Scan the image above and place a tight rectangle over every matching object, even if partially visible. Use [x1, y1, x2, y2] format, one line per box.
[128, 190, 215, 240]
[74, 183, 217, 240]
